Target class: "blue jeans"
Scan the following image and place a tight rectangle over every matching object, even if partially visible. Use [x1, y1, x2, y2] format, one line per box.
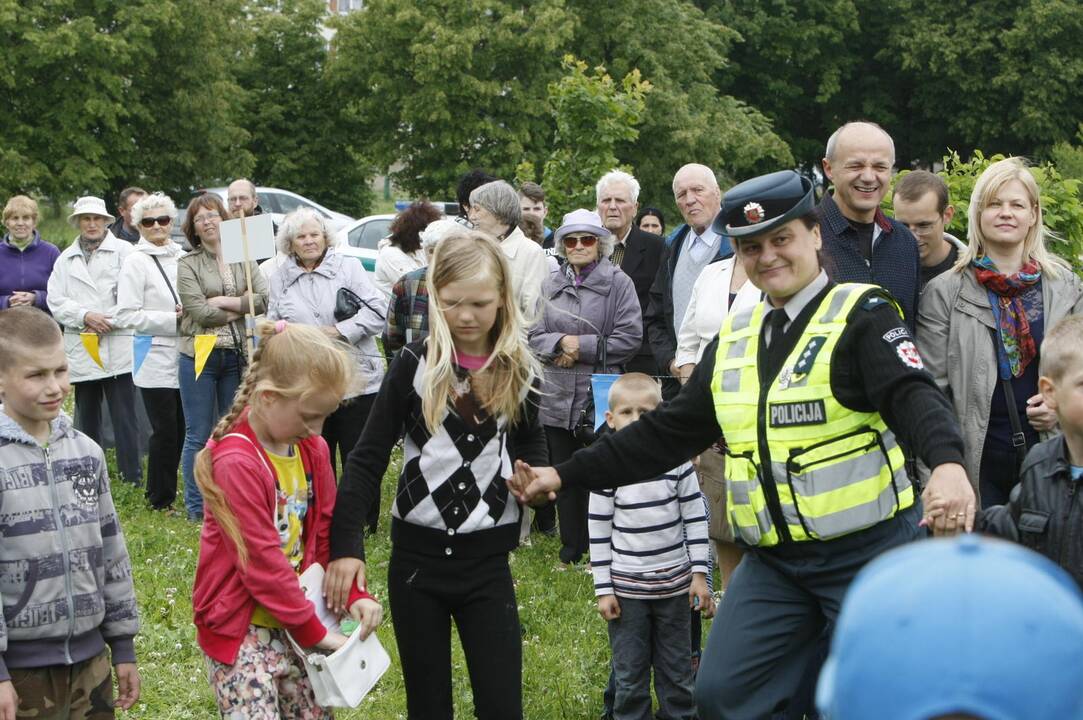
[608, 594, 695, 720]
[179, 349, 242, 518]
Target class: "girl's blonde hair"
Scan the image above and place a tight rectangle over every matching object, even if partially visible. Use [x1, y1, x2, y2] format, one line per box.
[195, 322, 358, 566]
[956, 157, 1068, 278]
[423, 231, 541, 432]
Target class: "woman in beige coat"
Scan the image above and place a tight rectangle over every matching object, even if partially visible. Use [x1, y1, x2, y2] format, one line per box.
[918, 158, 1083, 507]
[176, 194, 268, 521]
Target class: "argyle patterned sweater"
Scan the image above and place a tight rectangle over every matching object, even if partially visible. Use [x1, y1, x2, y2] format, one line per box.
[330, 342, 548, 561]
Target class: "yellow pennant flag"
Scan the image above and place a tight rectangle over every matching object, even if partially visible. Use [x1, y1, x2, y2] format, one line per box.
[193, 335, 217, 380]
[79, 333, 105, 370]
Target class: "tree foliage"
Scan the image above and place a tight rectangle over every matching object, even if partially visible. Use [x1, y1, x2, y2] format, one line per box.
[0, 0, 252, 207]
[240, 0, 374, 216]
[329, 0, 792, 213]
[517, 58, 650, 218]
[328, 0, 576, 200]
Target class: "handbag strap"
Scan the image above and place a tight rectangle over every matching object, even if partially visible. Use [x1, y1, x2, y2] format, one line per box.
[987, 327, 1029, 468]
[151, 255, 180, 306]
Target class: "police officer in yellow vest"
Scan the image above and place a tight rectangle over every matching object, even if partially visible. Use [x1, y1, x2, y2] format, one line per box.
[509, 170, 977, 719]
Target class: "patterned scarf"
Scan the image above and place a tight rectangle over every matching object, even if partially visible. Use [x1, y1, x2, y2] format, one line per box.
[972, 256, 1041, 378]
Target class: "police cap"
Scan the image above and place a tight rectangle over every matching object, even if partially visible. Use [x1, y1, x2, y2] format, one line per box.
[712, 170, 816, 239]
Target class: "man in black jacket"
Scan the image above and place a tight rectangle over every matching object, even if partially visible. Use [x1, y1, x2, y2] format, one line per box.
[644, 164, 730, 398]
[980, 315, 1083, 590]
[595, 170, 663, 376]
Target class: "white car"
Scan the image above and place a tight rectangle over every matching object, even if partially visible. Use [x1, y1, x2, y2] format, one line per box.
[202, 186, 355, 233]
[334, 214, 396, 274]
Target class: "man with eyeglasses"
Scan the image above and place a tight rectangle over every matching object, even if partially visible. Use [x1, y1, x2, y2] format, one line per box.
[892, 170, 966, 290]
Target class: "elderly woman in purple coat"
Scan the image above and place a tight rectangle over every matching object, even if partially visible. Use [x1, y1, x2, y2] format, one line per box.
[528, 209, 643, 564]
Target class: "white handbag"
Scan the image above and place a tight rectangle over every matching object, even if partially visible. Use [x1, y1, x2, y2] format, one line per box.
[287, 563, 391, 708]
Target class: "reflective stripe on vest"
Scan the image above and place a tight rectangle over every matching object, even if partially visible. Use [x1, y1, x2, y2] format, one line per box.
[710, 283, 914, 547]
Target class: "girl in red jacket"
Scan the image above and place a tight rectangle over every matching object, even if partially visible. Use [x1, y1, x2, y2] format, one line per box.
[192, 321, 382, 718]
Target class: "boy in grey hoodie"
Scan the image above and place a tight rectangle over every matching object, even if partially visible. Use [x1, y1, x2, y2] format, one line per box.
[0, 307, 140, 718]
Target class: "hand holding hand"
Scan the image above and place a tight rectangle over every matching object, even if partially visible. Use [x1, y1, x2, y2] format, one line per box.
[114, 663, 141, 710]
[689, 573, 715, 618]
[9, 291, 35, 307]
[324, 558, 366, 615]
[678, 363, 695, 384]
[507, 460, 561, 505]
[0, 680, 17, 720]
[320, 325, 343, 340]
[83, 311, 113, 334]
[1026, 394, 1058, 433]
[347, 597, 383, 640]
[597, 594, 621, 621]
[175, 303, 183, 318]
[920, 462, 975, 536]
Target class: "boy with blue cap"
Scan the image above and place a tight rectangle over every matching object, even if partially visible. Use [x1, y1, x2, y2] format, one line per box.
[817, 535, 1083, 719]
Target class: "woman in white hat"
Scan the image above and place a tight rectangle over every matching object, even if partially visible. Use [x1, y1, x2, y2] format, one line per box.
[47, 196, 142, 484]
[527, 208, 643, 564]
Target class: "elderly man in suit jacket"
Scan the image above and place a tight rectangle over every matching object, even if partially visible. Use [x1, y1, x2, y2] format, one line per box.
[596, 170, 664, 376]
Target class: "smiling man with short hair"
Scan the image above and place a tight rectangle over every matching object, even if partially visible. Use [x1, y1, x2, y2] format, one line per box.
[819, 122, 921, 327]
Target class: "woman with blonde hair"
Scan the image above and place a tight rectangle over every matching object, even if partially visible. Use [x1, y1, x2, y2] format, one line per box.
[919, 157, 1083, 507]
[325, 231, 547, 720]
[1, 195, 60, 311]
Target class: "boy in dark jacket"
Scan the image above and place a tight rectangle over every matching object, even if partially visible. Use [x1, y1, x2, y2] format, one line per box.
[0, 307, 140, 718]
[981, 315, 1083, 589]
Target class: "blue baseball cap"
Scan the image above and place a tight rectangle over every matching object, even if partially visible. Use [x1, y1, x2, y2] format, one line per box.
[817, 535, 1083, 720]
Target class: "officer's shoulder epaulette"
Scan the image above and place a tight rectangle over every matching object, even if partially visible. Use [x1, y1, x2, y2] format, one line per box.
[858, 289, 893, 312]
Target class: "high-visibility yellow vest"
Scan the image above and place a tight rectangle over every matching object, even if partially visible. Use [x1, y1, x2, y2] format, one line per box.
[711, 283, 913, 547]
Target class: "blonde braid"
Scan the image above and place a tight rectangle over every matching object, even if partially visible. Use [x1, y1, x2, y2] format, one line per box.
[194, 331, 273, 568]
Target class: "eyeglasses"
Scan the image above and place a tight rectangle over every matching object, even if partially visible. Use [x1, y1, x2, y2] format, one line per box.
[907, 221, 938, 236]
[194, 212, 221, 225]
[139, 215, 172, 228]
[562, 235, 598, 248]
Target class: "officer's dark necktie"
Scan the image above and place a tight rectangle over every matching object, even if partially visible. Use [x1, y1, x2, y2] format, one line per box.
[765, 308, 791, 378]
[611, 242, 625, 267]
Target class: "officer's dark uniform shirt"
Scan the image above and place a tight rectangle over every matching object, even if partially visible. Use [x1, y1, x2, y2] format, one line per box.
[555, 276, 966, 506]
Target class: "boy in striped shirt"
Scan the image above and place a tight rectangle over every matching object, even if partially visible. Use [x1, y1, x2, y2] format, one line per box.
[589, 373, 714, 720]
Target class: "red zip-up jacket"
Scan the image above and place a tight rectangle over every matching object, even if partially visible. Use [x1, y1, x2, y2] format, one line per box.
[192, 412, 373, 664]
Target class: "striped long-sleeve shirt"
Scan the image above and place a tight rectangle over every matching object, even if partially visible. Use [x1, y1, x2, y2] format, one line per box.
[589, 461, 709, 599]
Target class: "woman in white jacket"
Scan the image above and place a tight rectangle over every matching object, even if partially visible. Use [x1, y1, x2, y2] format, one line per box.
[47, 196, 141, 484]
[115, 193, 185, 511]
[373, 201, 442, 300]
[675, 255, 761, 589]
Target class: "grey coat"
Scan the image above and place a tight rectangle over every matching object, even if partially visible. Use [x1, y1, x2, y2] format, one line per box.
[267, 249, 386, 396]
[917, 264, 1083, 498]
[529, 259, 642, 430]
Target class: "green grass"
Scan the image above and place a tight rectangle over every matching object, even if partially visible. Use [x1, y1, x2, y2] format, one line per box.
[106, 445, 709, 718]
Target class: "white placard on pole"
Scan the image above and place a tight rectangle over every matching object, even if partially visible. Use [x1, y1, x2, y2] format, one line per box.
[220, 214, 276, 264]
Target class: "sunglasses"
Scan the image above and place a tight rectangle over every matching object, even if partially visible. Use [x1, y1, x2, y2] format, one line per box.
[140, 215, 172, 228]
[562, 235, 598, 248]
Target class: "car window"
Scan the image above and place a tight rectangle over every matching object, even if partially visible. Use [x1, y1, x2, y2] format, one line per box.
[256, 192, 278, 213]
[271, 192, 302, 214]
[349, 219, 393, 250]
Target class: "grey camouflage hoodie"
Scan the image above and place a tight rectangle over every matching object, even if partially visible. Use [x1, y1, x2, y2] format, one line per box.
[0, 411, 139, 680]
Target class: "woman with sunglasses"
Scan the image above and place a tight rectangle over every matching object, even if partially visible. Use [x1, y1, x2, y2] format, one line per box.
[177, 194, 268, 521]
[527, 209, 643, 565]
[115, 192, 185, 511]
